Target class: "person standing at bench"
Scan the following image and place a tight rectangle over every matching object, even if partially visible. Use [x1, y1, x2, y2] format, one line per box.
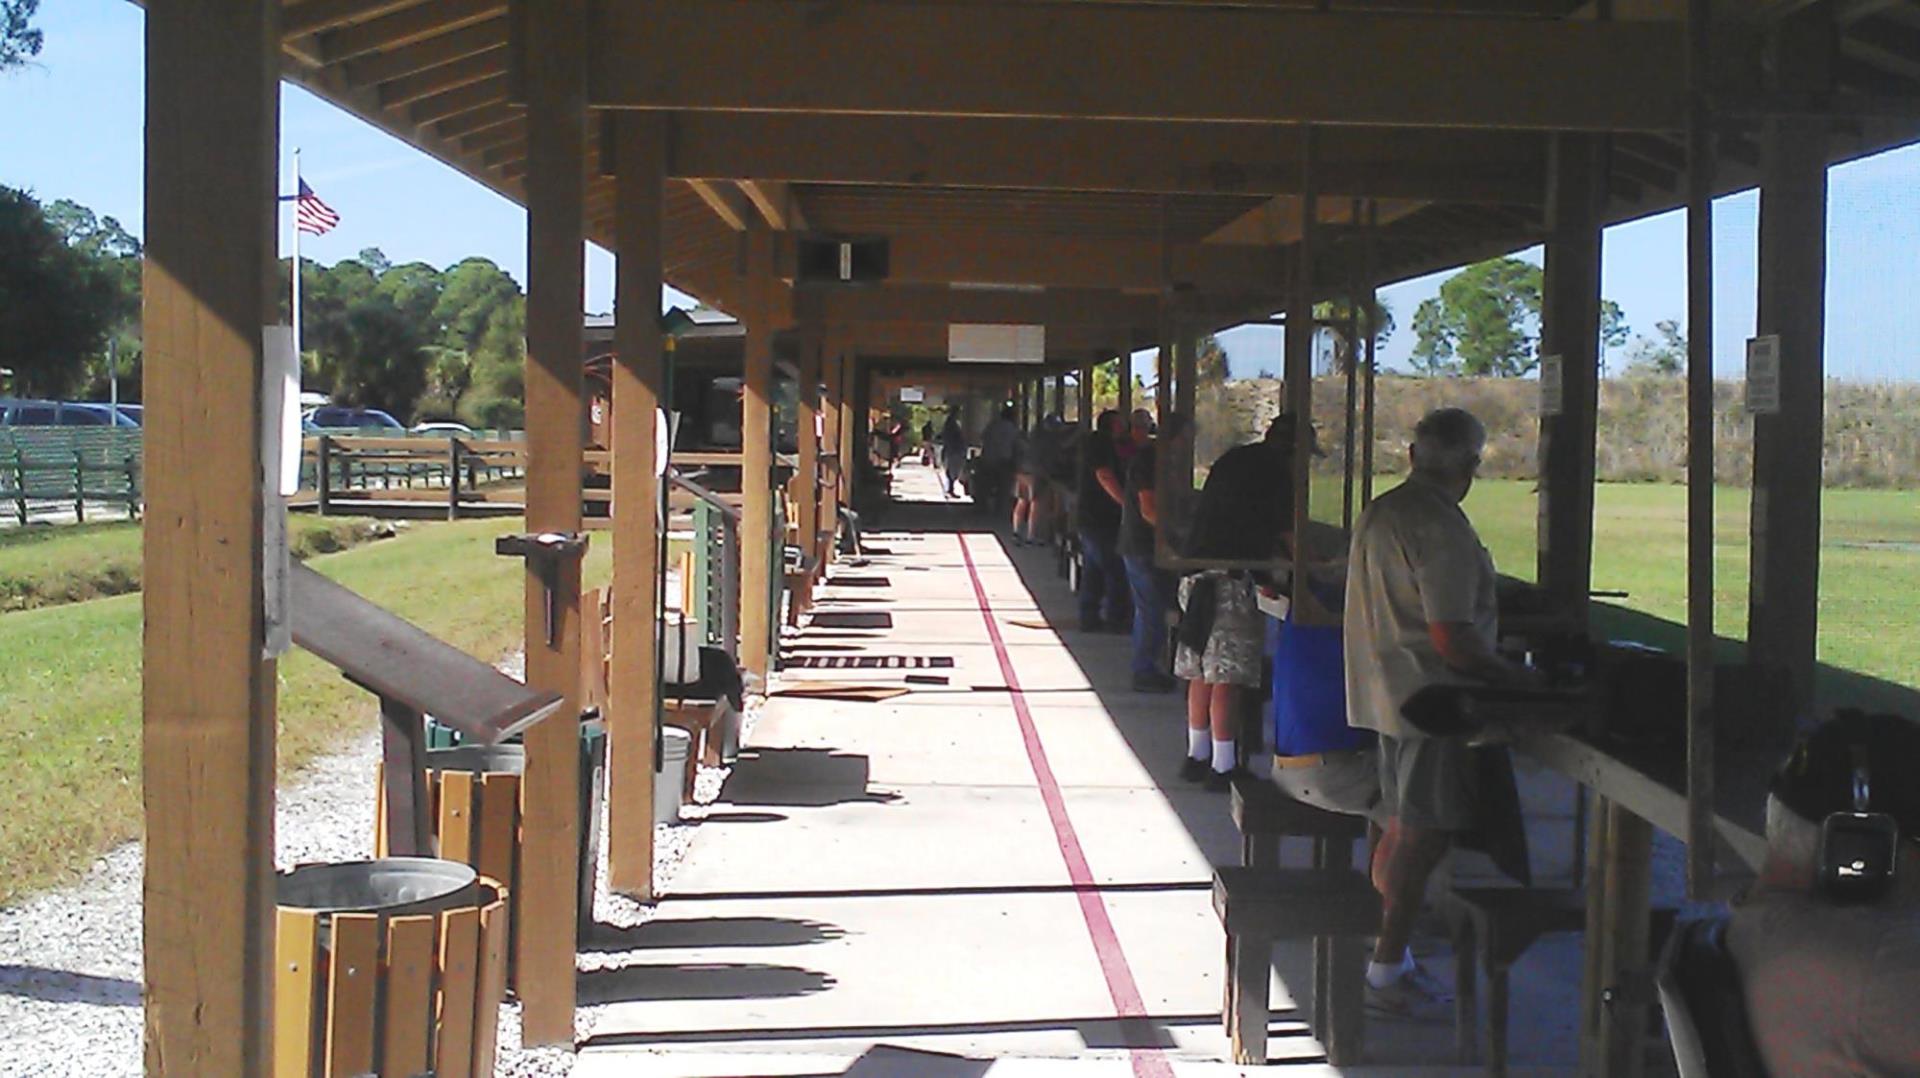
[938, 412, 969, 499]
[1120, 408, 1177, 693]
[1343, 408, 1533, 1020]
[1076, 410, 1131, 633]
[1727, 709, 1920, 1077]
[1176, 413, 1309, 789]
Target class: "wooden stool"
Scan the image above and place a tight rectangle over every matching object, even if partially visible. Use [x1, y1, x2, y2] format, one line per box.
[1443, 886, 1679, 1076]
[1230, 774, 1369, 869]
[1214, 867, 1381, 1066]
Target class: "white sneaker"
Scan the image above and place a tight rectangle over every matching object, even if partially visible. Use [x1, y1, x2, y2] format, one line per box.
[1364, 963, 1453, 1023]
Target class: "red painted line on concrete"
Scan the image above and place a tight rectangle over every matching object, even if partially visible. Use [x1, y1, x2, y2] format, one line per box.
[956, 534, 1176, 1078]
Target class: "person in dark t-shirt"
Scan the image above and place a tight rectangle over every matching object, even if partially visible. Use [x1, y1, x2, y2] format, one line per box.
[1075, 410, 1130, 632]
[1119, 409, 1175, 692]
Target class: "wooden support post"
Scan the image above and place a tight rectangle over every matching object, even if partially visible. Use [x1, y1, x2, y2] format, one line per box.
[379, 697, 430, 857]
[1747, 13, 1830, 728]
[1361, 200, 1379, 507]
[1078, 361, 1094, 432]
[796, 330, 822, 582]
[740, 227, 777, 685]
[837, 340, 857, 510]
[142, 0, 279, 1070]
[1684, 0, 1718, 896]
[1594, 803, 1655, 1078]
[608, 111, 666, 899]
[1287, 128, 1326, 622]
[1116, 337, 1134, 418]
[1537, 134, 1605, 620]
[1172, 317, 1197, 519]
[516, 0, 588, 1042]
[820, 335, 845, 569]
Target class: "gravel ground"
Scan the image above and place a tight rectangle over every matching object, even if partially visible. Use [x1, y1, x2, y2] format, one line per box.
[0, 645, 755, 1078]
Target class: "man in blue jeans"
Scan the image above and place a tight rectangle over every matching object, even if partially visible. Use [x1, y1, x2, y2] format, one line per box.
[1119, 409, 1176, 693]
[1075, 410, 1130, 632]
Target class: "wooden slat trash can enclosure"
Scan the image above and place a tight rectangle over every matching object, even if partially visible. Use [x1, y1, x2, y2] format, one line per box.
[274, 862, 509, 1078]
[376, 732, 604, 935]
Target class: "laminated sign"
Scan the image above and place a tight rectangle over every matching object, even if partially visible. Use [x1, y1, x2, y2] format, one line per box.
[1745, 335, 1782, 415]
[1537, 354, 1563, 417]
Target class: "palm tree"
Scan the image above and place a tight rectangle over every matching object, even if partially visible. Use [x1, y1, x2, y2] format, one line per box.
[1311, 295, 1395, 376]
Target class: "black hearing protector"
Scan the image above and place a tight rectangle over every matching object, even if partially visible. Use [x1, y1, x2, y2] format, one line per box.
[1816, 744, 1901, 903]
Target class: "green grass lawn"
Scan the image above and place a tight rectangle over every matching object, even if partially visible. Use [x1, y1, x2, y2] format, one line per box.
[1318, 477, 1920, 710]
[0, 517, 611, 904]
[0, 515, 378, 613]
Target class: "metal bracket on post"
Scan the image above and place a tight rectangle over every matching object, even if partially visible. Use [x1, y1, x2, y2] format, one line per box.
[495, 531, 591, 646]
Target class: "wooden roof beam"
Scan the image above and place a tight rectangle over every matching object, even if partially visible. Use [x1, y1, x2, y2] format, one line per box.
[739, 180, 810, 231]
[590, 1, 1707, 131]
[339, 19, 506, 88]
[665, 114, 1547, 202]
[407, 74, 508, 127]
[793, 286, 1159, 329]
[459, 120, 524, 153]
[377, 48, 505, 109]
[434, 101, 517, 139]
[319, 0, 504, 65]
[282, 0, 421, 39]
[775, 232, 1292, 293]
[686, 178, 755, 231]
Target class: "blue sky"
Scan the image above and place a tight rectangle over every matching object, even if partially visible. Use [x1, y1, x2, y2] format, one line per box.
[7, 0, 1918, 383]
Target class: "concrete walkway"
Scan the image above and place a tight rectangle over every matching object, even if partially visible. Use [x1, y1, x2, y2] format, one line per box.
[578, 464, 1582, 1077]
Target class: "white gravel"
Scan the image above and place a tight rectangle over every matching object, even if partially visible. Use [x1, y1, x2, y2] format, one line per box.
[0, 647, 756, 1078]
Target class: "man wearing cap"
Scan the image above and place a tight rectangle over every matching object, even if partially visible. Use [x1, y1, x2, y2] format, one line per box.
[1344, 407, 1534, 1020]
[1728, 709, 1920, 1076]
[1175, 412, 1314, 789]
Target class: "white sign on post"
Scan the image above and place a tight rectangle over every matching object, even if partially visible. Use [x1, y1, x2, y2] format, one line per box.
[260, 325, 299, 660]
[1745, 335, 1782, 415]
[1537, 354, 1564, 417]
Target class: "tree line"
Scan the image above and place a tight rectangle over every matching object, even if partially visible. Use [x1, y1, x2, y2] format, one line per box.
[1, 186, 532, 425]
[1408, 256, 1685, 378]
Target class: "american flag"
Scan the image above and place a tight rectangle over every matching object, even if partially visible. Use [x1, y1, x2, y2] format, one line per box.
[295, 179, 340, 236]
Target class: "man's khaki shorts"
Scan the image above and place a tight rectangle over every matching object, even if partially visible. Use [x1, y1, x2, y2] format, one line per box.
[1376, 733, 1478, 832]
[1271, 748, 1386, 826]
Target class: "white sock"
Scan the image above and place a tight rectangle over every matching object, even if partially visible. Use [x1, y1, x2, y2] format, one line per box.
[1211, 738, 1236, 774]
[1367, 960, 1403, 989]
[1187, 728, 1209, 761]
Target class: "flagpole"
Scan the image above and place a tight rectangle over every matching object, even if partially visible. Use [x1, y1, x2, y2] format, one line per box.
[292, 148, 303, 365]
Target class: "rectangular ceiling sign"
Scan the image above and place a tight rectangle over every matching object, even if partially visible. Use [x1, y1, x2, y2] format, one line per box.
[949, 323, 1045, 364]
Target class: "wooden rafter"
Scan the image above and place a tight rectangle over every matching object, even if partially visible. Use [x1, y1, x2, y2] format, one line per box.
[376, 48, 504, 109]
[590, 0, 1696, 131]
[406, 74, 508, 127]
[282, 0, 420, 39]
[338, 19, 505, 88]
[318, 0, 504, 65]
[686, 178, 755, 231]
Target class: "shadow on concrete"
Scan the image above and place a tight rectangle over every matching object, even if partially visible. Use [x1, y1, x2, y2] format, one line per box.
[841, 1046, 993, 1078]
[578, 962, 837, 1005]
[580, 1008, 1300, 1050]
[699, 810, 791, 825]
[810, 612, 895, 630]
[719, 747, 901, 808]
[585, 916, 848, 952]
[0, 965, 141, 1006]
[826, 575, 894, 589]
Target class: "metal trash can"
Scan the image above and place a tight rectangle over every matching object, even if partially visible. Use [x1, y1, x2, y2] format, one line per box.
[274, 862, 509, 1077]
[657, 726, 691, 825]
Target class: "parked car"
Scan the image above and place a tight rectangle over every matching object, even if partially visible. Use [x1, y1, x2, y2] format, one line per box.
[410, 421, 476, 438]
[115, 404, 143, 426]
[0, 399, 139, 427]
[303, 406, 405, 431]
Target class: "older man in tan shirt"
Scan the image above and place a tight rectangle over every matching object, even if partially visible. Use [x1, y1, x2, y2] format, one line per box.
[1343, 407, 1533, 1020]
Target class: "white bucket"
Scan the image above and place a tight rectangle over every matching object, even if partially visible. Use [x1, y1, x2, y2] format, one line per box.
[661, 614, 701, 686]
[714, 699, 741, 765]
[655, 726, 691, 825]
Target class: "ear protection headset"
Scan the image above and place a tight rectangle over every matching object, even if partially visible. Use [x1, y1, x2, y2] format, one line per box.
[1814, 742, 1902, 902]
